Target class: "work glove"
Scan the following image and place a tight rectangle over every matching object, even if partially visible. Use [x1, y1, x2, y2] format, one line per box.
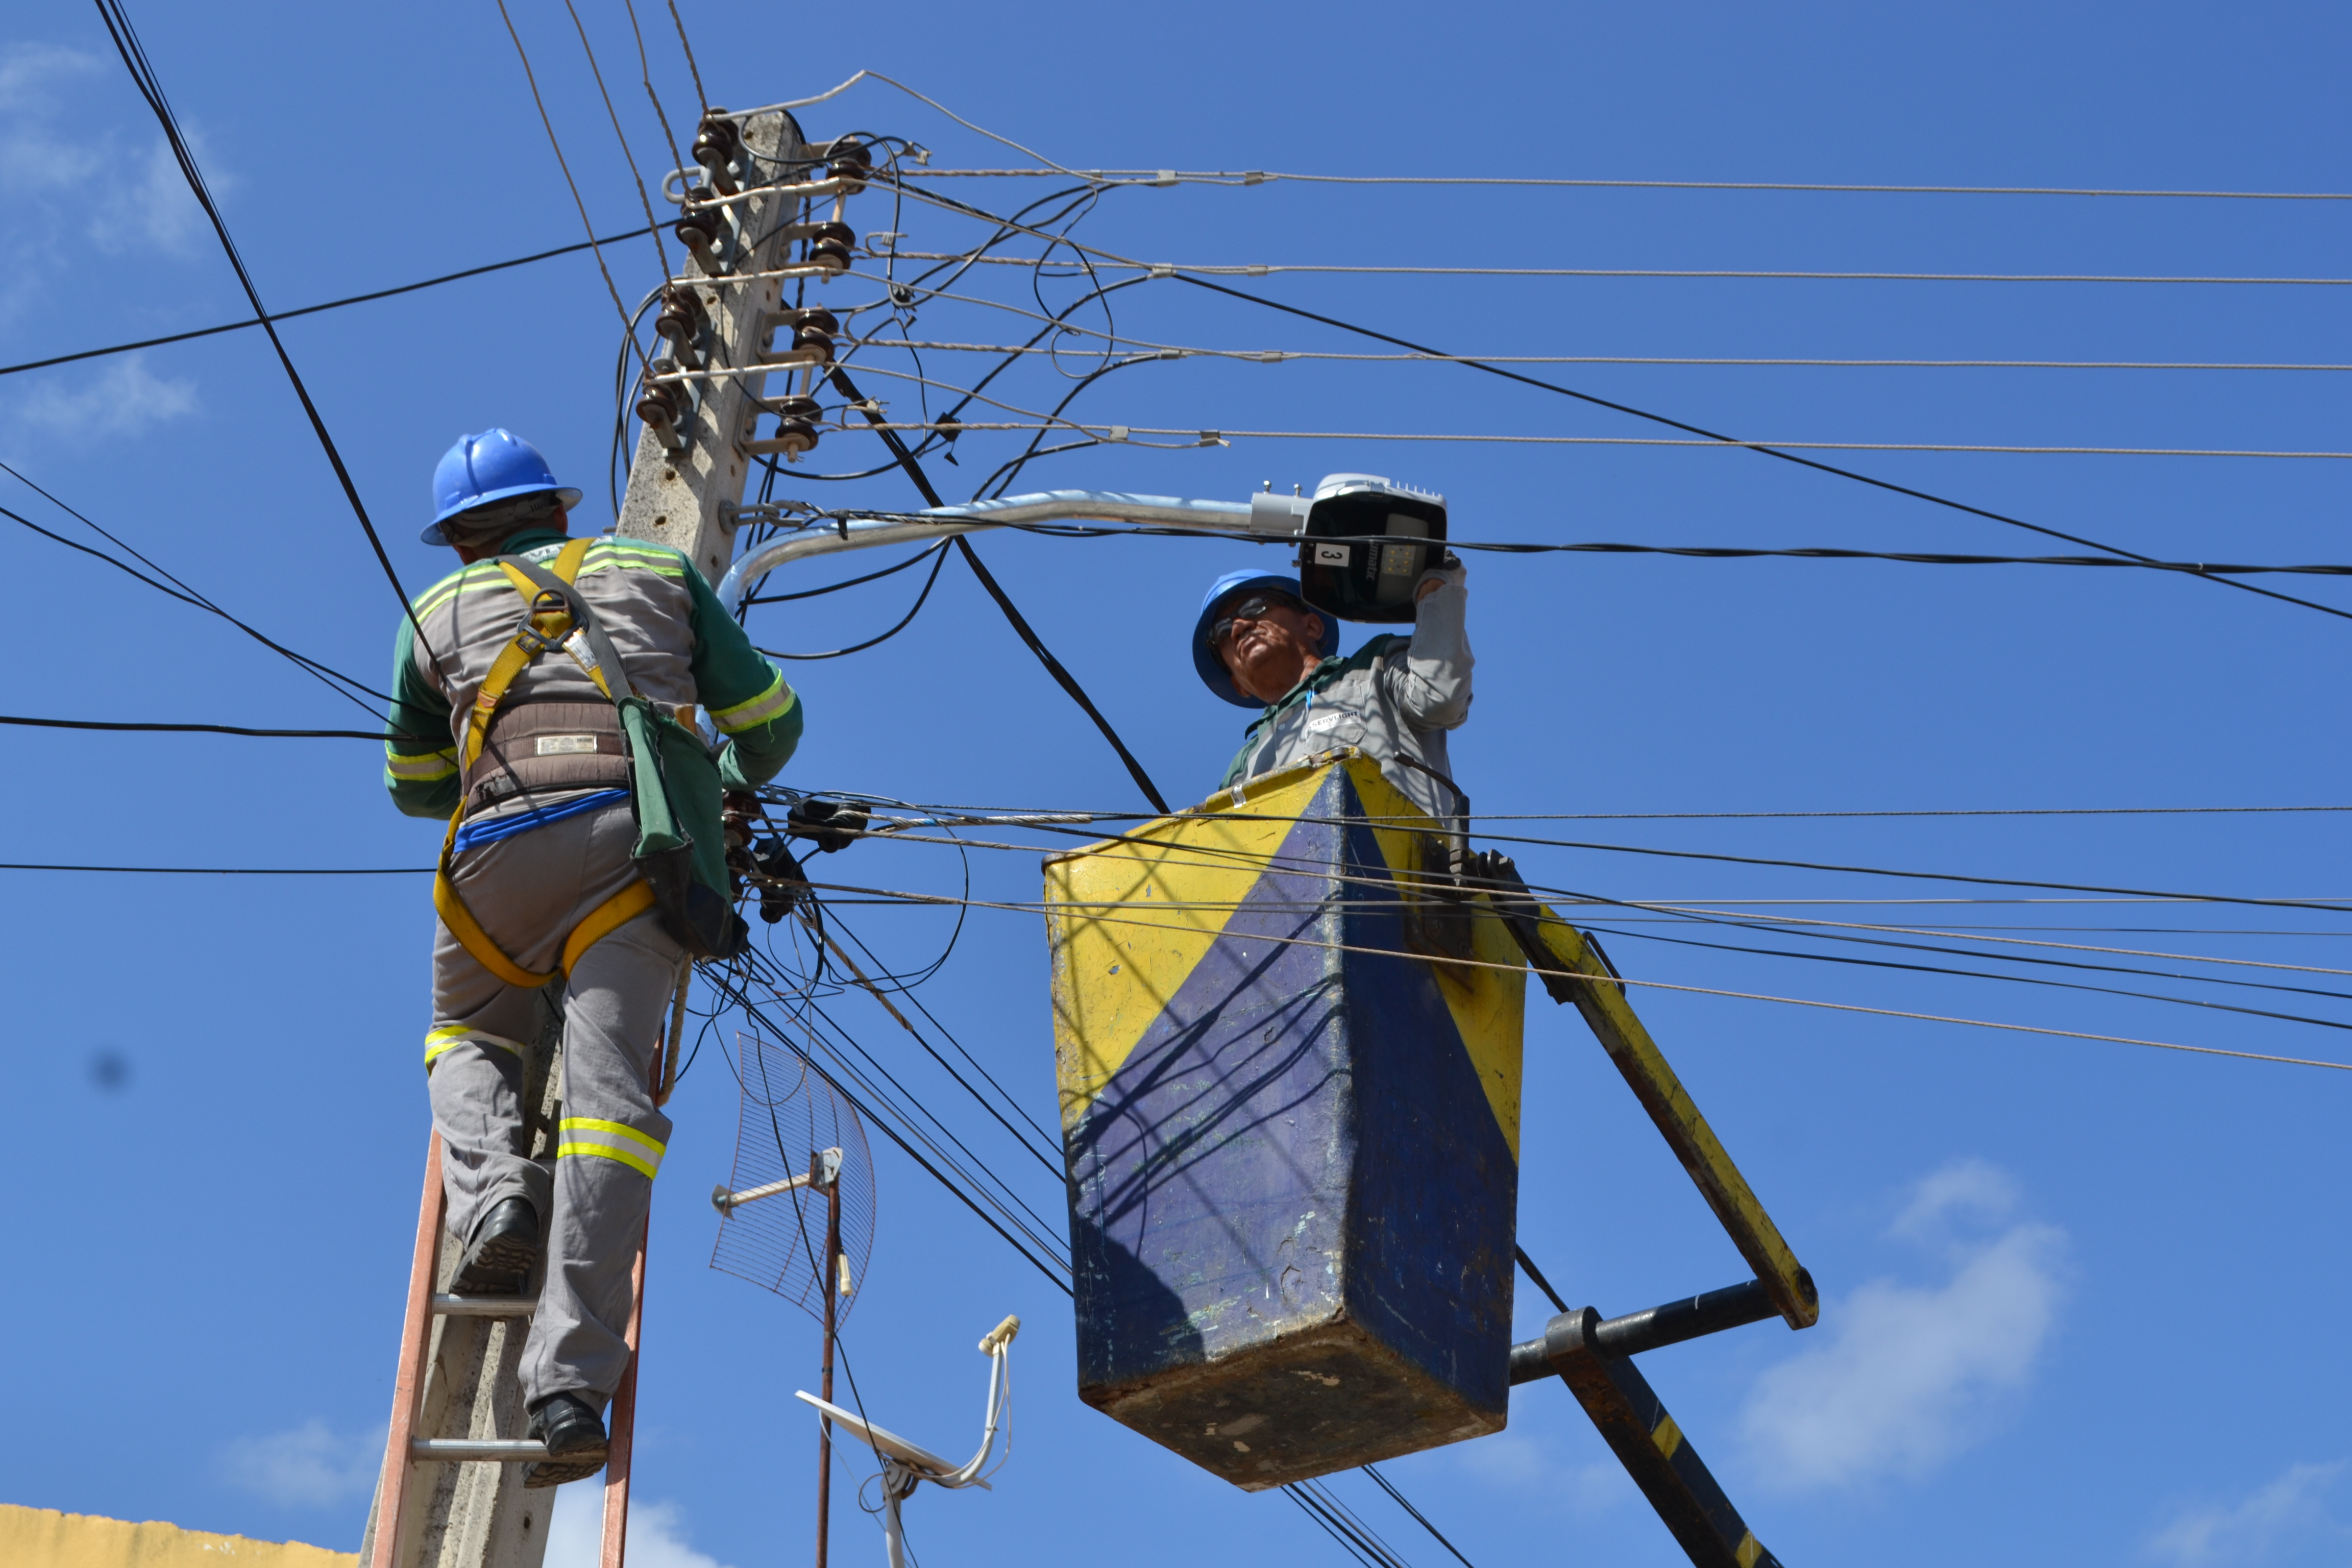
[750, 837, 807, 924]
[787, 796, 872, 853]
[1413, 551, 1466, 603]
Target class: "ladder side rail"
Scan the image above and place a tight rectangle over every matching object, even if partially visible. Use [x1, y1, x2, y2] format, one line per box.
[599, 1224, 651, 1568]
[370, 1134, 450, 1568]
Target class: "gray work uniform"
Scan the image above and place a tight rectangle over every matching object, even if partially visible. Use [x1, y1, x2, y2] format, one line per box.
[389, 532, 801, 1412]
[1219, 580, 1473, 826]
[426, 805, 678, 1407]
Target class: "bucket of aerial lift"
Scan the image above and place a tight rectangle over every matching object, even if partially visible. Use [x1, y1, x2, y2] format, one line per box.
[1043, 753, 1524, 1489]
[1296, 475, 1447, 625]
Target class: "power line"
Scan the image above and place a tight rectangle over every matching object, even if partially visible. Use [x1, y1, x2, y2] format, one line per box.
[0, 225, 659, 380]
[778, 505, 2352, 580]
[899, 167, 2352, 202]
[753, 544, 950, 659]
[0, 863, 429, 875]
[836, 334, 2352, 373]
[784, 420, 2352, 461]
[557, 0, 673, 279]
[827, 365, 1173, 814]
[91, 0, 439, 665]
[492, 0, 656, 382]
[0, 714, 397, 741]
[855, 177, 2352, 621]
[0, 495, 391, 715]
[1169, 274, 2352, 626]
[899, 251, 2352, 287]
[808, 877, 2352, 1071]
[1361, 1465, 1481, 1568]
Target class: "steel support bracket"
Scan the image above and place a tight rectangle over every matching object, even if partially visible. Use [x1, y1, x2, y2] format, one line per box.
[1542, 1308, 1782, 1568]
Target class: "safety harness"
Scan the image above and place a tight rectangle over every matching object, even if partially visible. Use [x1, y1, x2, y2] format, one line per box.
[433, 538, 742, 989]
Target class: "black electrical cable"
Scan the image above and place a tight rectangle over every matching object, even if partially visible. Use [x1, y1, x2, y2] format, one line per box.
[0, 714, 415, 741]
[91, 0, 445, 667]
[741, 543, 942, 605]
[1514, 1247, 1570, 1313]
[1585, 902, 2352, 1004]
[828, 906, 1063, 1154]
[980, 354, 1163, 500]
[1284, 1491, 1385, 1568]
[1290, 1484, 1410, 1568]
[720, 954, 1068, 1274]
[826, 365, 1173, 814]
[1306, 1480, 1422, 1568]
[1484, 832, 2352, 914]
[1170, 274, 2352, 625]
[704, 959, 1074, 1292]
[0, 225, 660, 380]
[755, 545, 950, 660]
[793, 988, 1070, 1260]
[951, 536, 1172, 814]
[0, 864, 429, 875]
[0, 499, 394, 717]
[821, 910, 1063, 1174]
[973, 516, 2352, 580]
[1581, 917, 2352, 1033]
[1360, 1466, 1481, 1568]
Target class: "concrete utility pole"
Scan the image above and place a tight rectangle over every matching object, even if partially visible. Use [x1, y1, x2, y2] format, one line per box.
[617, 105, 842, 582]
[361, 103, 861, 1568]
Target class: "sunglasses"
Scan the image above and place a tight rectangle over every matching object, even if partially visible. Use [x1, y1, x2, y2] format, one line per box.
[1211, 593, 1304, 647]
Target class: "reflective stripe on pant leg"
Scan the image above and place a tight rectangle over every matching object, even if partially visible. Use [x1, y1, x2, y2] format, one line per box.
[424, 1024, 529, 1069]
[520, 907, 683, 1407]
[555, 1117, 666, 1179]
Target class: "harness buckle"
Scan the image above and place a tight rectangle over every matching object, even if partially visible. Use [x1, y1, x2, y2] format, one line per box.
[513, 588, 573, 656]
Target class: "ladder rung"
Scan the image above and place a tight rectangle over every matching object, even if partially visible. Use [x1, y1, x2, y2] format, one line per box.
[430, 1294, 536, 1317]
[410, 1438, 551, 1462]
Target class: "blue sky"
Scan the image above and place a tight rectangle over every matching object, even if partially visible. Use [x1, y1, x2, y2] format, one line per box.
[3, 4, 2349, 1567]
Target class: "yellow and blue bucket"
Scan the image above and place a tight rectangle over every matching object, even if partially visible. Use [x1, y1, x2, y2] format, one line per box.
[1045, 754, 1526, 1488]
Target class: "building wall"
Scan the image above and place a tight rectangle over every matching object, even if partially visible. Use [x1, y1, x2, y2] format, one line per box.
[0, 1504, 355, 1568]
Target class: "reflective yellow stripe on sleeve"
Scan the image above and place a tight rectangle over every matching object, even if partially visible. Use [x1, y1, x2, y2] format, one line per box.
[386, 748, 459, 781]
[710, 669, 796, 733]
[557, 1116, 666, 1178]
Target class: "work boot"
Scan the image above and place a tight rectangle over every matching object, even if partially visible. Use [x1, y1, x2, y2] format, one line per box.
[449, 1197, 539, 1296]
[523, 1392, 609, 1488]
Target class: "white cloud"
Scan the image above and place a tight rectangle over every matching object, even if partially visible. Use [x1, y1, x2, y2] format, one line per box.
[1738, 1159, 2067, 1492]
[548, 1486, 737, 1568]
[1454, 1431, 1627, 1514]
[220, 1419, 385, 1508]
[11, 354, 200, 444]
[2148, 1461, 2348, 1567]
[0, 41, 216, 327]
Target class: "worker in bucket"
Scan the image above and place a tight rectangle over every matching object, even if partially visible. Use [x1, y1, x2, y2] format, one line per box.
[382, 429, 803, 1486]
[1194, 556, 1471, 826]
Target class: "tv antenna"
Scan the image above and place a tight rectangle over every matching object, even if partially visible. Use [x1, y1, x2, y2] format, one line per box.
[712, 1034, 877, 1568]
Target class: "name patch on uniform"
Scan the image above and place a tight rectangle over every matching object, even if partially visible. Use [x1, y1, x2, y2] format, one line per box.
[1305, 711, 1344, 734]
[536, 734, 601, 756]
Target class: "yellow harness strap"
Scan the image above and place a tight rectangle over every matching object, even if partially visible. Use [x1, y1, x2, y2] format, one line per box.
[432, 538, 656, 987]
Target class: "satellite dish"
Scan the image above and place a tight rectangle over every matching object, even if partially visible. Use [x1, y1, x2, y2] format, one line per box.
[709, 1034, 876, 1325]
[795, 1315, 1021, 1568]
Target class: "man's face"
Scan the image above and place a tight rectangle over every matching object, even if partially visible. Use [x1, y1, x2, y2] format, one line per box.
[1214, 592, 1326, 703]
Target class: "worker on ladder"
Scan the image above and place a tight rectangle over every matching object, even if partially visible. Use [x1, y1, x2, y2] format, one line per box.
[382, 429, 804, 1486]
[1194, 558, 1472, 825]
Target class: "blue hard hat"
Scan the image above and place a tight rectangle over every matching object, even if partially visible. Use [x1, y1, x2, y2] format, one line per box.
[423, 429, 583, 545]
[1192, 569, 1339, 708]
